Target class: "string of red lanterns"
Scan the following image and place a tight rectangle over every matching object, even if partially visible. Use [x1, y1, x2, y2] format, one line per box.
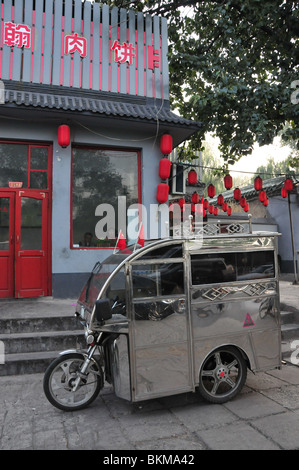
[156, 134, 173, 204]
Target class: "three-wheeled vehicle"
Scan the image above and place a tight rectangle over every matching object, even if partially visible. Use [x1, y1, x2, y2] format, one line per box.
[43, 230, 282, 411]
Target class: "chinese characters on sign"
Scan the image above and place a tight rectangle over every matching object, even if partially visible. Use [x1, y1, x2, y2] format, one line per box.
[3, 22, 160, 69]
[4, 22, 31, 48]
[112, 40, 135, 65]
[65, 33, 87, 58]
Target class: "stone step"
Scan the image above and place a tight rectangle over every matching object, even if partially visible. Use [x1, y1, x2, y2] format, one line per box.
[0, 329, 85, 354]
[0, 315, 81, 334]
[0, 350, 62, 376]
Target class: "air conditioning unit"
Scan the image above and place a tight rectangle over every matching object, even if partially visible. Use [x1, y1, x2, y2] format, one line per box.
[171, 163, 186, 195]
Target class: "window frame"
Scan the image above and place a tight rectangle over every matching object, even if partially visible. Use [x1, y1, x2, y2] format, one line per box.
[0, 140, 52, 191]
[70, 144, 142, 250]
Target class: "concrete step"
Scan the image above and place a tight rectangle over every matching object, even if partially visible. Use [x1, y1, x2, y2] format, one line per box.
[0, 330, 85, 354]
[0, 313, 85, 376]
[0, 315, 81, 334]
[0, 350, 61, 376]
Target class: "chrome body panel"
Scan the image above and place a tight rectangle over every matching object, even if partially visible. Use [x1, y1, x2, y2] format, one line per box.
[81, 232, 281, 402]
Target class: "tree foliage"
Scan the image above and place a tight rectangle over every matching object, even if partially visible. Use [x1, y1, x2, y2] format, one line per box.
[97, 0, 299, 165]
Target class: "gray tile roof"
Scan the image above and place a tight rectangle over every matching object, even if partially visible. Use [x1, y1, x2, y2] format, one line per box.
[213, 175, 298, 203]
[3, 81, 202, 129]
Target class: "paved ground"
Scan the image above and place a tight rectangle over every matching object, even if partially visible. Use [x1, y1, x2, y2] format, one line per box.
[0, 276, 299, 452]
[0, 364, 299, 451]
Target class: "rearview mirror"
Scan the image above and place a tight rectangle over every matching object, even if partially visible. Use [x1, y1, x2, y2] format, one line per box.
[94, 299, 112, 322]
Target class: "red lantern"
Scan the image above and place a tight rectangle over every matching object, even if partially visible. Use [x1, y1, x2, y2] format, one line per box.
[224, 174, 233, 190]
[208, 204, 214, 214]
[217, 194, 224, 206]
[222, 202, 228, 212]
[263, 198, 269, 207]
[234, 188, 241, 201]
[240, 197, 247, 208]
[214, 207, 218, 216]
[284, 178, 293, 192]
[58, 124, 70, 148]
[254, 176, 263, 191]
[281, 187, 288, 198]
[160, 134, 173, 155]
[178, 198, 185, 208]
[156, 183, 169, 204]
[207, 184, 215, 198]
[227, 206, 232, 216]
[203, 198, 209, 210]
[159, 158, 171, 180]
[191, 192, 199, 204]
[203, 208, 207, 218]
[259, 190, 266, 202]
[188, 170, 197, 185]
[244, 203, 249, 212]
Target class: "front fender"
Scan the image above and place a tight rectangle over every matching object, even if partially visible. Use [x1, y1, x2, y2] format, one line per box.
[58, 349, 103, 378]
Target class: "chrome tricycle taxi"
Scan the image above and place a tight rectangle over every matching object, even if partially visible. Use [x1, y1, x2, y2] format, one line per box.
[43, 231, 282, 411]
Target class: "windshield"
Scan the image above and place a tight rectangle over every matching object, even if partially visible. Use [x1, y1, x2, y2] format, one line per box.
[78, 249, 132, 310]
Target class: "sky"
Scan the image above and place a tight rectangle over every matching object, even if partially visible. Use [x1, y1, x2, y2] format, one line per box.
[204, 133, 294, 178]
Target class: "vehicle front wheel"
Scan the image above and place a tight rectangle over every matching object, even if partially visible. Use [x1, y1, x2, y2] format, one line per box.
[198, 347, 247, 404]
[43, 353, 103, 411]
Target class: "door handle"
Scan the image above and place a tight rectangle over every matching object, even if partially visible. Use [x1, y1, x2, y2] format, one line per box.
[16, 235, 19, 244]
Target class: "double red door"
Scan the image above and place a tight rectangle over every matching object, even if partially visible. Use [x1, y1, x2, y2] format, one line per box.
[0, 190, 50, 298]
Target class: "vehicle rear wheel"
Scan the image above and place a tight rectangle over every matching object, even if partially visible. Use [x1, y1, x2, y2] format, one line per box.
[198, 347, 247, 404]
[43, 353, 103, 411]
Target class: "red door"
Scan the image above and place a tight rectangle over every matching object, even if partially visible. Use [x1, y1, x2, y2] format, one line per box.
[15, 190, 49, 298]
[0, 192, 15, 298]
[0, 190, 50, 298]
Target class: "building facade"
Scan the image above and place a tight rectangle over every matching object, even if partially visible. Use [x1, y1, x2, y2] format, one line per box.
[0, 0, 201, 298]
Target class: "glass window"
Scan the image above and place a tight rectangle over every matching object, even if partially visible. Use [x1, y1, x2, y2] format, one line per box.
[191, 253, 236, 285]
[0, 144, 28, 188]
[0, 198, 10, 251]
[72, 147, 139, 248]
[191, 250, 275, 285]
[132, 262, 184, 297]
[20, 197, 42, 250]
[30, 147, 48, 170]
[138, 244, 183, 260]
[236, 251, 274, 281]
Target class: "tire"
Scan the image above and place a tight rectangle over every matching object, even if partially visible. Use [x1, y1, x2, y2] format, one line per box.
[43, 353, 103, 411]
[198, 347, 247, 404]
